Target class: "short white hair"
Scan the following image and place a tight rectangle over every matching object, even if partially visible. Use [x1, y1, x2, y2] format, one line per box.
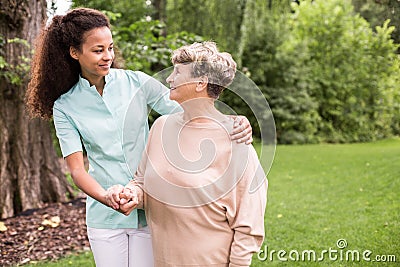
[171, 41, 237, 98]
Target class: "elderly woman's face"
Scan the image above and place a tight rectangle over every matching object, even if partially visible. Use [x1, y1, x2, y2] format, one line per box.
[166, 63, 200, 104]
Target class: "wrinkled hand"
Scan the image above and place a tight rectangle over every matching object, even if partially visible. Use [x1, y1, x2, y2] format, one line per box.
[105, 184, 125, 210]
[118, 186, 139, 216]
[231, 115, 253, 145]
[105, 184, 140, 216]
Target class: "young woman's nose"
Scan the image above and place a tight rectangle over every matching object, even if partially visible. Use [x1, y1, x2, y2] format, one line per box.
[103, 50, 114, 61]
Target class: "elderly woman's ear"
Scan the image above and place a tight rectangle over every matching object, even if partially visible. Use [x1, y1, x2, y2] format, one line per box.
[195, 76, 208, 93]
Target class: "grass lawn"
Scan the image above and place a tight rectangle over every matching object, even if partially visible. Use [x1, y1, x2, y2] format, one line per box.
[23, 252, 95, 267]
[23, 138, 400, 266]
[252, 138, 399, 266]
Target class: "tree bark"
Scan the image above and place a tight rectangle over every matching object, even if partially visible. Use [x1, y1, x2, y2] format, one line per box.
[0, 0, 74, 219]
[152, 0, 166, 23]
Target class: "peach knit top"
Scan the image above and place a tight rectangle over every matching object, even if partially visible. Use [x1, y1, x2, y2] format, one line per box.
[134, 113, 268, 267]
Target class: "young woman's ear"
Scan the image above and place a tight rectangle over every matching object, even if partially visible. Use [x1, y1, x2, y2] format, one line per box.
[195, 76, 208, 93]
[69, 47, 79, 60]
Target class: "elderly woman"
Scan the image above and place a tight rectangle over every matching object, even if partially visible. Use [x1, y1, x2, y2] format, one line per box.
[116, 41, 268, 267]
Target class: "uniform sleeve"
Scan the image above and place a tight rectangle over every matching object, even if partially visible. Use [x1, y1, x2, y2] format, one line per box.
[53, 104, 83, 158]
[226, 146, 268, 267]
[136, 71, 182, 115]
[133, 145, 147, 189]
[133, 117, 162, 206]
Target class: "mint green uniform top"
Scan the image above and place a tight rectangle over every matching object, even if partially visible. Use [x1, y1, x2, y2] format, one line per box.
[53, 68, 180, 229]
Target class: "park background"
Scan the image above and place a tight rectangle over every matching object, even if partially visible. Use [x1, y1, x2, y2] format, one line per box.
[0, 0, 399, 266]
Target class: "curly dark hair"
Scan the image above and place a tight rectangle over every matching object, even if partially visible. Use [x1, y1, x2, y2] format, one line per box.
[26, 8, 120, 119]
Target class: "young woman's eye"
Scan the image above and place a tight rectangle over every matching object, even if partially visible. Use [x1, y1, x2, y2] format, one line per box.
[94, 50, 103, 53]
[109, 47, 114, 51]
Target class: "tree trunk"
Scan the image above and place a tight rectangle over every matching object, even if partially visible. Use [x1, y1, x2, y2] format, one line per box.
[0, 0, 74, 219]
[152, 0, 166, 23]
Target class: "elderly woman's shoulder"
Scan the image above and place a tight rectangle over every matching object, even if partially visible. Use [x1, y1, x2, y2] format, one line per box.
[152, 112, 182, 127]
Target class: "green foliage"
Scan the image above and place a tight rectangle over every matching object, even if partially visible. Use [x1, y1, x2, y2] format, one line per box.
[0, 35, 6, 68]
[165, 0, 246, 56]
[282, 0, 400, 143]
[0, 36, 31, 86]
[352, 0, 400, 48]
[240, 0, 400, 143]
[239, 0, 321, 143]
[113, 18, 204, 75]
[72, 0, 151, 28]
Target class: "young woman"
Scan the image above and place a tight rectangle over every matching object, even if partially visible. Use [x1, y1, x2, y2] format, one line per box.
[115, 42, 268, 267]
[25, 8, 253, 267]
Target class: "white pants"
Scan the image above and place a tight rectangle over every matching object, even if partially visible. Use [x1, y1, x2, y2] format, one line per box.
[87, 226, 154, 267]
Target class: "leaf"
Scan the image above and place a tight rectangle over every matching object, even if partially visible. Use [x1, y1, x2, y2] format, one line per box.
[0, 57, 7, 68]
[0, 221, 7, 231]
[20, 258, 31, 264]
[41, 216, 60, 228]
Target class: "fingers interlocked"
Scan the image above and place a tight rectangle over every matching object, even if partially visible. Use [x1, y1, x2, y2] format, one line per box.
[105, 183, 140, 216]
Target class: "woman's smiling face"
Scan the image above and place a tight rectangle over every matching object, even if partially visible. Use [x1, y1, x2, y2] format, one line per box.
[166, 63, 200, 104]
[70, 26, 114, 85]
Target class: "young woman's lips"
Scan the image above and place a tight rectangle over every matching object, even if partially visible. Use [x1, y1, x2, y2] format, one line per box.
[99, 64, 110, 70]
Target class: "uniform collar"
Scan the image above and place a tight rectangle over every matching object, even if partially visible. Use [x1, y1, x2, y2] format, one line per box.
[77, 72, 113, 92]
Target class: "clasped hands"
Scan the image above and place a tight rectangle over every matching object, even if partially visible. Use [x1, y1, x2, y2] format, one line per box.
[105, 184, 141, 216]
